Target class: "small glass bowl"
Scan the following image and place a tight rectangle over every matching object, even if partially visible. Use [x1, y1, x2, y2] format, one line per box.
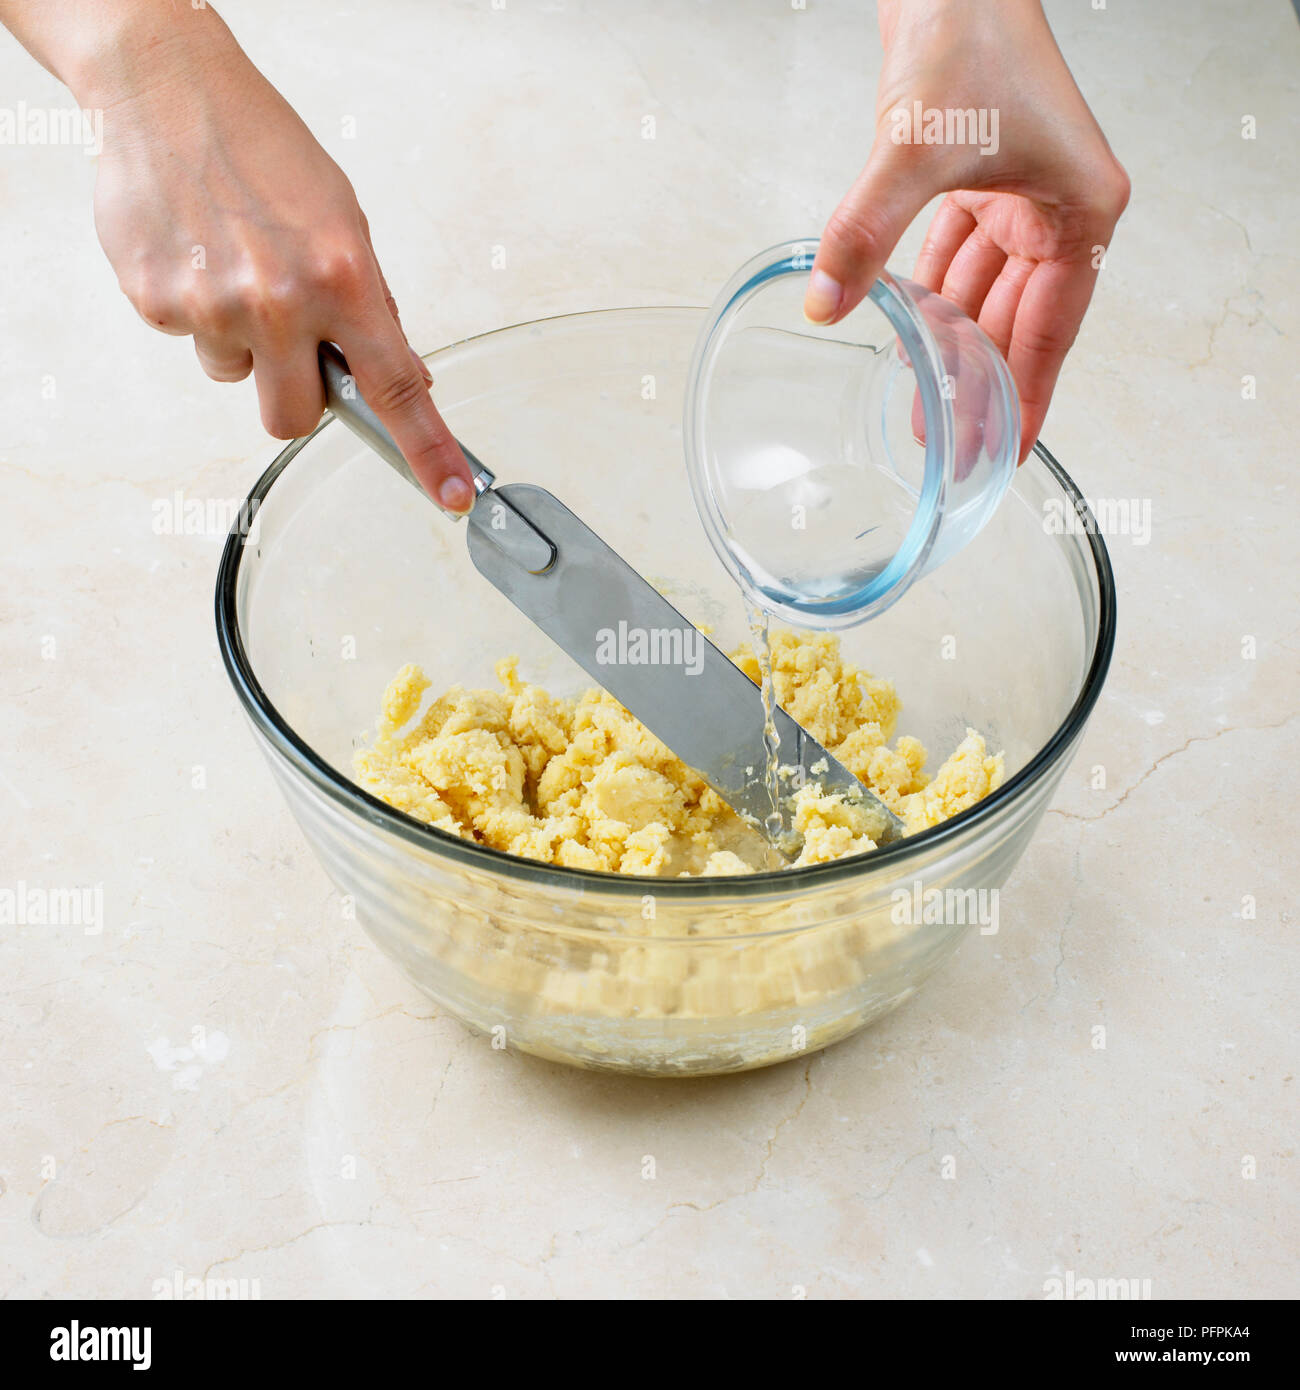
[684, 240, 1020, 629]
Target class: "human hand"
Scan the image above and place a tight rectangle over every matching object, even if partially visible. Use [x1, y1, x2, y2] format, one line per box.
[79, 6, 474, 510]
[804, 0, 1130, 460]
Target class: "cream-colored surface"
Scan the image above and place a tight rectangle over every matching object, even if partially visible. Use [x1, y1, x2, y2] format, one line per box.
[353, 631, 1003, 876]
[1, 0, 1295, 1299]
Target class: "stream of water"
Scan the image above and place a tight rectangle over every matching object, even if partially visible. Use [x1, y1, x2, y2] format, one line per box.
[747, 604, 785, 844]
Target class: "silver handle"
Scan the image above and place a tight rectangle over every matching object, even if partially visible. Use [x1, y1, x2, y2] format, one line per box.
[318, 341, 555, 574]
[318, 342, 495, 514]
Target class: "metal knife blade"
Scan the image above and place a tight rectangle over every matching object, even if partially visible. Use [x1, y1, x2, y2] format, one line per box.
[465, 483, 905, 847]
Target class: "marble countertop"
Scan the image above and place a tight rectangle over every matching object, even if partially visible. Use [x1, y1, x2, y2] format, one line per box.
[1, 0, 1295, 1299]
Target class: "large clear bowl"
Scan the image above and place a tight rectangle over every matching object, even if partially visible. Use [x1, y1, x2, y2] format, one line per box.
[216, 308, 1115, 1077]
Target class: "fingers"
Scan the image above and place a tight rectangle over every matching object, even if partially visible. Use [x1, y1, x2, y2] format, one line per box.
[940, 231, 1008, 324]
[368, 260, 433, 387]
[975, 254, 1036, 361]
[914, 197, 1008, 327]
[335, 310, 474, 513]
[913, 196, 1090, 462]
[951, 322, 994, 482]
[359, 213, 433, 386]
[974, 255, 1036, 463]
[249, 341, 327, 440]
[194, 335, 253, 383]
[125, 281, 192, 337]
[1004, 258, 1100, 460]
[805, 146, 938, 325]
[122, 212, 451, 492]
[913, 196, 977, 293]
[409, 344, 434, 388]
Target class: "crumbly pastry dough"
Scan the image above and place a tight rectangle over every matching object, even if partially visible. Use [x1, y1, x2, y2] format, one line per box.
[353, 630, 1004, 878]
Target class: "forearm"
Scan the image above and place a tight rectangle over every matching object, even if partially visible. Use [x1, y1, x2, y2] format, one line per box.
[1, 1, 474, 504]
[0, 0, 240, 105]
[880, 0, 1046, 35]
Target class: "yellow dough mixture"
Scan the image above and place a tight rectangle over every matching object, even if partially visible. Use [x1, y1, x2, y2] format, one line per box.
[353, 630, 1004, 878]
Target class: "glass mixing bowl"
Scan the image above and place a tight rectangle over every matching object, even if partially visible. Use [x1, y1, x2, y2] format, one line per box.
[216, 308, 1115, 1077]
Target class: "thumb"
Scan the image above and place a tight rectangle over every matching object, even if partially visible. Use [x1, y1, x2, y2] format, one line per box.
[804, 146, 939, 325]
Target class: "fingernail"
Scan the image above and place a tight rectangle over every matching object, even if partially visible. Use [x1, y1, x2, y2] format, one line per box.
[437, 475, 474, 513]
[803, 269, 843, 324]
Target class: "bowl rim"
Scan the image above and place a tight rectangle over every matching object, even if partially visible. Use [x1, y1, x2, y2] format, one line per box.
[215, 306, 1116, 902]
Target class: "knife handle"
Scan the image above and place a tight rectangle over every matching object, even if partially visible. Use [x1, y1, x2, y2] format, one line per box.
[318, 341, 494, 518]
[318, 341, 556, 574]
